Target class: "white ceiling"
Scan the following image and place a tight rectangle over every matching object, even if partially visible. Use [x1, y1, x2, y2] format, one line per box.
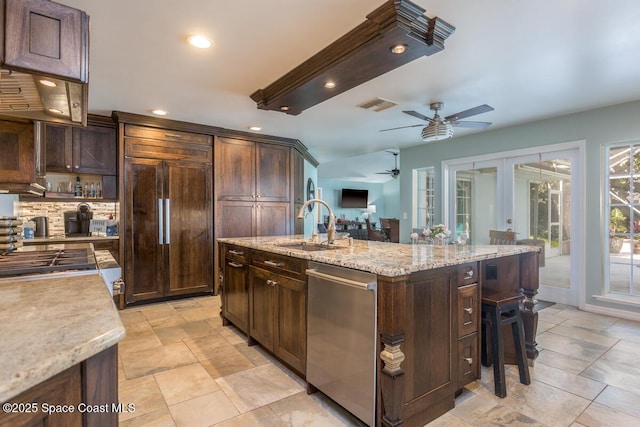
[63, 0, 640, 182]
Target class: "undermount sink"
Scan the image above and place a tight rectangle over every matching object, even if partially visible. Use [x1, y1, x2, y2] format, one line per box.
[276, 242, 340, 252]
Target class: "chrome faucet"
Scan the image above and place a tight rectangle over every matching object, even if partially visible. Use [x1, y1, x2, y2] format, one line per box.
[296, 198, 336, 244]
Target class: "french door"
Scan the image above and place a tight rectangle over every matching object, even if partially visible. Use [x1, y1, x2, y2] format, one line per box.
[444, 143, 583, 306]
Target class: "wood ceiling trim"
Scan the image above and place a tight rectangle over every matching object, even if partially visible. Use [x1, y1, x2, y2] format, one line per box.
[250, 0, 454, 116]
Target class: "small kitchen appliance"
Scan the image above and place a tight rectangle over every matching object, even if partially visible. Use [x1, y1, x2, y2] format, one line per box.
[64, 203, 93, 237]
[31, 216, 49, 237]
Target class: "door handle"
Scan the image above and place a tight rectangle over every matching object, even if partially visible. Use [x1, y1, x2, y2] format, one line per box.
[165, 199, 171, 244]
[158, 199, 164, 244]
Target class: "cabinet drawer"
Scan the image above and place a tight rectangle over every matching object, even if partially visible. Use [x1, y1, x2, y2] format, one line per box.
[224, 244, 248, 262]
[457, 262, 478, 286]
[457, 283, 479, 337]
[125, 124, 212, 145]
[457, 333, 479, 387]
[252, 250, 305, 279]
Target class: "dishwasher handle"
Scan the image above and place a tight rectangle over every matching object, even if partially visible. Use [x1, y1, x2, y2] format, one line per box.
[306, 269, 376, 291]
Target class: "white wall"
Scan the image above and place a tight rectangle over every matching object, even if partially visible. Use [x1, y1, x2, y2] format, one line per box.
[0, 195, 16, 216]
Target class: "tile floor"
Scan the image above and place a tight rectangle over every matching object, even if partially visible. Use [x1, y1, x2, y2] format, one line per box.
[118, 296, 640, 426]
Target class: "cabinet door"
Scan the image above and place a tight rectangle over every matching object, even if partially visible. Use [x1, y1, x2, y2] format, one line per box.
[249, 266, 275, 349]
[0, 120, 35, 183]
[44, 123, 73, 172]
[124, 157, 165, 303]
[256, 202, 291, 237]
[217, 201, 256, 238]
[3, 0, 89, 83]
[215, 137, 255, 201]
[457, 284, 478, 338]
[223, 257, 249, 333]
[256, 143, 290, 202]
[72, 125, 117, 174]
[274, 275, 306, 374]
[164, 161, 213, 296]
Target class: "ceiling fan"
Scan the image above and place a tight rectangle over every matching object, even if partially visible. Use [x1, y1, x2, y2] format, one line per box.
[380, 102, 494, 142]
[376, 151, 400, 178]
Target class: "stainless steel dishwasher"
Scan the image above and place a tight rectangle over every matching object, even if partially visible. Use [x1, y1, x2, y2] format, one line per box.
[306, 261, 377, 427]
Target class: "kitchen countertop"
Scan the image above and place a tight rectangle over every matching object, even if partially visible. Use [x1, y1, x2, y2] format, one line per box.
[0, 273, 126, 402]
[24, 235, 119, 244]
[217, 235, 540, 276]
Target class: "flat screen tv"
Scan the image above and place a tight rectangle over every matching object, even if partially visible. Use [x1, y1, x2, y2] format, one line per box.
[341, 188, 368, 208]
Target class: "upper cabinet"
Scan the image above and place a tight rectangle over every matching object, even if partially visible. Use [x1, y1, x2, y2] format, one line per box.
[45, 120, 117, 175]
[0, 0, 89, 125]
[0, 119, 35, 183]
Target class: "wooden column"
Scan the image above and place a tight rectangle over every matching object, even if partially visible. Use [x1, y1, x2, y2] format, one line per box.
[519, 251, 540, 362]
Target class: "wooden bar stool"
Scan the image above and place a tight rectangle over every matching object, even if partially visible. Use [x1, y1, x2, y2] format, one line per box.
[481, 290, 531, 398]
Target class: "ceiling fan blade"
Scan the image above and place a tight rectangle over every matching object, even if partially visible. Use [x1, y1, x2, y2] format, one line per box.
[445, 104, 494, 121]
[451, 120, 492, 129]
[379, 124, 424, 132]
[376, 172, 392, 175]
[402, 110, 434, 123]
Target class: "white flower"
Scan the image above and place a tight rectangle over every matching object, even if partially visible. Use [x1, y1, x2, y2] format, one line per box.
[410, 232, 419, 240]
[422, 228, 431, 236]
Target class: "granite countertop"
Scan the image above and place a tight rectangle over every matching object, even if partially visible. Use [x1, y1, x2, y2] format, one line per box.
[0, 273, 126, 402]
[217, 235, 540, 277]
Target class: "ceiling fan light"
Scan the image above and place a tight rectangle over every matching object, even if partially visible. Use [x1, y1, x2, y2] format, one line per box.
[421, 122, 454, 142]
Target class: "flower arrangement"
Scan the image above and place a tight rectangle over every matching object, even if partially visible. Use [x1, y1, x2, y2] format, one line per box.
[423, 224, 451, 242]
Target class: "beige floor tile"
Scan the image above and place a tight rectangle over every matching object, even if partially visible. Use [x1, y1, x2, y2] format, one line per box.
[178, 306, 218, 323]
[206, 316, 224, 330]
[536, 319, 556, 334]
[581, 358, 640, 396]
[183, 334, 237, 361]
[118, 375, 166, 422]
[120, 309, 146, 324]
[464, 404, 547, 426]
[219, 325, 247, 345]
[119, 329, 164, 355]
[154, 321, 217, 345]
[143, 305, 187, 328]
[154, 363, 220, 405]
[536, 331, 611, 362]
[535, 348, 593, 375]
[234, 343, 271, 367]
[196, 295, 222, 308]
[526, 360, 606, 400]
[212, 406, 284, 427]
[426, 412, 475, 426]
[595, 386, 640, 419]
[120, 406, 176, 427]
[216, 364, 304, 413]
[121, 342, 198, 379]
[600, 339, 640, 370]
[168, 391, 239, 427]
[169, 298, 203, 310]
[199, 344, 255, 379]
[269, 391, 364, 426]
[576, 402, 640, 427]
[449, 388, 499, 422]
[603, 322, 640, 344]
[546, 324, 620, 348]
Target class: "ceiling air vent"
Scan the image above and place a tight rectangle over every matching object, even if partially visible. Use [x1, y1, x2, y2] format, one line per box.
[358, 98, 398, 112]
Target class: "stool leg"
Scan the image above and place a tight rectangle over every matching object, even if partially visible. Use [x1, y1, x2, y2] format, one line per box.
[512, 310, 531, 386]
[490, 308, 507, 398]
[481, 312, 492, 367]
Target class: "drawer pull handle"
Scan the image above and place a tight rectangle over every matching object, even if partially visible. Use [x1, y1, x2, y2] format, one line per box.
[266, 279, 278, 286]
[228, 262, 243, 268]
[164, 133, 182, 139]
[264, 260, 284, 267]
[464, 269, 474, 279]
[229, 250, 244, 256]
[464, 357, 473, 365]
[463, 307, 473, 314]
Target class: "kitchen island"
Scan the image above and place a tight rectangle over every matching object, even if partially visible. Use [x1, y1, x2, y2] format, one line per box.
[0, 272, 125, 426]
[217, 235, 540, 427]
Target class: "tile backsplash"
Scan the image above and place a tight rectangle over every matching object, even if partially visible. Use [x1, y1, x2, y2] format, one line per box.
[16, 201, 119, 236]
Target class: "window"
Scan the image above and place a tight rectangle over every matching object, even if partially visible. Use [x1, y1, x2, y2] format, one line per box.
[606, 143, 640, 297]
[456, 177, 472, 237]
[415, 168, 435, 228]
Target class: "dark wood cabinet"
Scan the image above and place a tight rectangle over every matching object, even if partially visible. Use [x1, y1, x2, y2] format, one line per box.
[0, 346, 118, 427]
[248, 262, 306, 374]
[0, 119, 35, 184]
[1, 0, 89, 83]
[124, 157, 213, 303]
[45, 120, 116, 175]
[221, 244, 250, 334]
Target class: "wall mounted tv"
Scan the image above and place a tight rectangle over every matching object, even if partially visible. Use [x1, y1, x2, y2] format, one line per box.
[341, 188, 368, 208]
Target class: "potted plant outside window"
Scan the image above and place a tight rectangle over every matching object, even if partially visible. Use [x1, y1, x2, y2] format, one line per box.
[610, 208, 627, 254]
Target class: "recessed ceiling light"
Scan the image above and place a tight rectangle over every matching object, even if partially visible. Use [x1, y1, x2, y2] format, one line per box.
[47, 108, 63, 114]
[324, 81, 336, 89]
[249, 126, 262, 131]
[390, 44, 407, 54]
[39, 79, 57, 87]
[280, 106, 290, 111]
[151, 109, 168, 116]
[187, 35, 212, 49]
